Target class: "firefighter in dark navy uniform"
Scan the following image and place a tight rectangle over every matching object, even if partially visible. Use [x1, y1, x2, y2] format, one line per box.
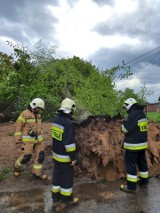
[51, 98, 79, 206]
[120, 98, 149, 193]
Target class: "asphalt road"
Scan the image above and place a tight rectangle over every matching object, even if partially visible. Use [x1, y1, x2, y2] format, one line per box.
[0, 177, 160, 213]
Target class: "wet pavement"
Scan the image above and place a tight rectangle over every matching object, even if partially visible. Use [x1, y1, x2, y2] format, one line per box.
[1, 177, 160, 213]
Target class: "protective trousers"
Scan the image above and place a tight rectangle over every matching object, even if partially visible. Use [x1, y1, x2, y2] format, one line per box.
[15, 142, 45, 176]
[125, 150, 149, 190]
[52, 161, 74, 202]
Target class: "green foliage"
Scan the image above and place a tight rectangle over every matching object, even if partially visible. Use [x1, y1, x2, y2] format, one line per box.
[104, 61, 133, 82]
[0, 166, 13, 181]
[0, 40, 149, 121]
[75, 68, 118, 117]
[118, 61, 133, 80]
[115, 87, 148, 118]
[147, 112, 160, 123]
[31, 39, 57, 65]
[137, 83, 154, 102]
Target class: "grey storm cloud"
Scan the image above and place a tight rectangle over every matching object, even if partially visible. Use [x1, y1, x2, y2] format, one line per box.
[90, 44, 160, 69]
[91, 0, 114, 6]
[0, 0, 159, 102]
[0, 21, 25, 42]
[136, 64, 160, 84]
[0, 0, 59, 22]
[90, 0, 160, 86]
[66, 0, 80, 8]
[89, 45, 141, 69]
[89, 44, 160, 85]
[93, 1, 160, 44]
[0, 0, 59, 42]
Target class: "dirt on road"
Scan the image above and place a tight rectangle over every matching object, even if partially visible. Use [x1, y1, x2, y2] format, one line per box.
[0, 116, 160, 191]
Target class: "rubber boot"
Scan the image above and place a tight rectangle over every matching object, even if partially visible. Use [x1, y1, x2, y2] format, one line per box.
[14, 167, 21, 177]
[63, 197, 79, 205]
[32, 174, 51, 185]
[120, 184, 137, 193]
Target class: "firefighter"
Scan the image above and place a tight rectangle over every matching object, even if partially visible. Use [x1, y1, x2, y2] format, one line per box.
[120, 98, 149, 193]
[51, 98, 79, 206]
[14, 98, 49, 183]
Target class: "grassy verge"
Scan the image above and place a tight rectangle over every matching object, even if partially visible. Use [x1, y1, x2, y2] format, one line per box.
[147, 112, 160, 123]
[0, 166, 13, 181]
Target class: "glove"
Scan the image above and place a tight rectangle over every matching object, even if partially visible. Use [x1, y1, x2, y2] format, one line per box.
[71, 160, 77, 166]
[121, 125, 127, 134]
[28, 129, 36, 137]
[121, 127, 124, 133]
[121, 140, 124, 148]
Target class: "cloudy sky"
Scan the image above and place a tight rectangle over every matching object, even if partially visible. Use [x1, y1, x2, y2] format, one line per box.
[1, 0, 160, 103]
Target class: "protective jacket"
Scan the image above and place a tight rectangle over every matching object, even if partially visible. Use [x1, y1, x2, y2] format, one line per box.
[14, 107, 43, 144]
[51, 112, 77, 202]
[51, 113, 76, 162]
[121, 105, 148, 151]
[121, 104, 149, 189]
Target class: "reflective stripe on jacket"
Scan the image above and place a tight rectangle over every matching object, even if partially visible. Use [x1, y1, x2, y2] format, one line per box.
[51, 113, 76, 163]
[14, 109, 43, 143]
[122, 107, 148, 151]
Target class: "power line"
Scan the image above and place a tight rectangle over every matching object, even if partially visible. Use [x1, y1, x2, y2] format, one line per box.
[124, 45, 160, 66]
[138, 51, 160, 71]
[129, 51, 160, 66]
[127, 50, 160, 67]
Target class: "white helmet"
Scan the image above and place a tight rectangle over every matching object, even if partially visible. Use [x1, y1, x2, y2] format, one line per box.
[123, 98, 137, 111]
[30, 98, 45, 109]
[58, 98, 76, 114]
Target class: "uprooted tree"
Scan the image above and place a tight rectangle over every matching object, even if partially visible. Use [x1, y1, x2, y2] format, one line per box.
[74, 116, 160, 181]
[0, 40, 149, 121]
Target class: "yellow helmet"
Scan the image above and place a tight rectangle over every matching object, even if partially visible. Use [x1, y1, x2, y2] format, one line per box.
[30, 98, 45, 109]
[58, 98, 76, 114]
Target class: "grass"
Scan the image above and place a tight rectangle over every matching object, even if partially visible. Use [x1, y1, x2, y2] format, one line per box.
[0, 166, 13, 181]
[147, 112, 160, 123]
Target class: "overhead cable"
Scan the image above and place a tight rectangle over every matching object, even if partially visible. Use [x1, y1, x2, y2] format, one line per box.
[139, 51, 160, 71]
[124, 45, 160, 66]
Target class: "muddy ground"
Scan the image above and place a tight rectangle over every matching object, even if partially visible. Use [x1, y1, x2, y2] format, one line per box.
[0, 116, 160, 190]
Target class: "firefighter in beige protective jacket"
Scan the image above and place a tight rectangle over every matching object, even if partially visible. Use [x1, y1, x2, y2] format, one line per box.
[14, 98, 49, 183]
